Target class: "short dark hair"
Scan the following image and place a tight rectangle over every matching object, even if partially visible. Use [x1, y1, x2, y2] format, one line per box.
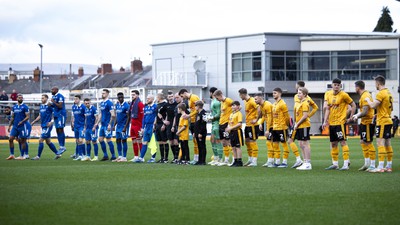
[195, 100, 204, 108]
[209, 87, 218, 94]
[273, 87, 282, 93]
[131, 90, 139, 95]
[238, 88, 247, 95]
[4, 106, 11, 109]
[297, 81, 305, 87]
[74, 95, 81, 99]
[84, 98, 90, 102]
[117, 92, 124, 97]
[255, 93, 264, 98]
[178, 102, 187, 111]
[213, 90, 223, 97]
[374, 75, 385, 85]
[178, 89, 188, 95]
[232, 101, 240, 106]
[103, 89, 110, 93]
[167, 90, 174, 95]
[355, 80, 365, 89]
[332, 78, 341, 84]
[42, 94, 48, 99]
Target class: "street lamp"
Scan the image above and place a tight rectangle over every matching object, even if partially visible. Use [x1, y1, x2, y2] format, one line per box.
[38, 43, 43, 93]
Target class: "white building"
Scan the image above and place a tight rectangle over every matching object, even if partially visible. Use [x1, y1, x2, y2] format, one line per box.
[151, 32, 400, 134]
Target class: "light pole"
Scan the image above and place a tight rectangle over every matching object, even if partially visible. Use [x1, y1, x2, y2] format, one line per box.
[38, 43, 43, 93]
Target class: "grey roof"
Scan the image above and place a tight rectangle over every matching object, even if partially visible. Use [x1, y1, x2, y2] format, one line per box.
[152, 31, 400, 46]
[69, 66, 153, 90]
[0, 75, 79, 94]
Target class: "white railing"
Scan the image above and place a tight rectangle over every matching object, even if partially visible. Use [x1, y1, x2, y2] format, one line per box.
[153, 72, 208, 87]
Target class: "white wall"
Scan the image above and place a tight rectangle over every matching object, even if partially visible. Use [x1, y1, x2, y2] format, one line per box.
[152, 39, 227, 93]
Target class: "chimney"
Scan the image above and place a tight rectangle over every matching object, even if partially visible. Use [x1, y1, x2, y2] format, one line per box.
[33, 67, 40, 82]
[131, 59, 143, 74]
[78, 67, 84, 77]
[97, 67, 102, 74]
[101, 63, 113, 75]
[119, 66, 125, 72]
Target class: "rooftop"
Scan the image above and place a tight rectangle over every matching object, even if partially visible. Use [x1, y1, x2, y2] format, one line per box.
[152, 31, 400, 46]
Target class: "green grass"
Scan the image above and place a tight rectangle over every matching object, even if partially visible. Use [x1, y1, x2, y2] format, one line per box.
[0, 138, 399, 225]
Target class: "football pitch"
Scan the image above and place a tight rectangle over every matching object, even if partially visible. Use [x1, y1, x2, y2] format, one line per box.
[0, 137, 399, 225]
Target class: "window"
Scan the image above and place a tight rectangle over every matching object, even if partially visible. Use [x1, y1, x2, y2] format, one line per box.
[232, 52, 262, 82]
[269, 51, 299, 81]
[301, 50, 397, 81]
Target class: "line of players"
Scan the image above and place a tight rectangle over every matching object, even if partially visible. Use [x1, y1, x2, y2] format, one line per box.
[6, 86, 67, 160]
[5, 75, 394, 172]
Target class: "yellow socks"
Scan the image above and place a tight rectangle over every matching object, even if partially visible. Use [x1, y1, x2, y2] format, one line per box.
[360, 143, 369, 159]
[289, 142, 300, 157]
[251, 142, 258, 158]
[266, 141, 274, 159]
[193, 138, 198, 155]
[245, 142, 252, 157]
[273, 142, 280, 159]
[378, 146, 386, 161]
[282, 142, 289, 159]
[342, 145, 349, 160]
[331, 146, 339, 161]
[369, 144, 376, 160]
[223, 146, 230, 157]
[386, 146, 393, 162]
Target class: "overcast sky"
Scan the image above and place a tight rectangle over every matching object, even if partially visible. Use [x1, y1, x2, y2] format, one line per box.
[0, 0, 399, 69]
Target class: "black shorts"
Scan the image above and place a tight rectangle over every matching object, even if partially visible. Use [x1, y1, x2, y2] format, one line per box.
[272, 129, 288, 143]
[166, 124, 177, 140]
[266, 128, 273, 141]
[155, 124, 168, 142]
[376, 124, 392, 139]
[291, 127, 310, 141]
[244, 126, 259, 140]
[359, 124, 374, 142]
[329, 125, 346, 142]
[219, 123, 230, 140]
[229, 129, 244, 147]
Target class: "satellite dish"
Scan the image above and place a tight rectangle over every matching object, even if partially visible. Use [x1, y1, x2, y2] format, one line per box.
[193, 60, 206, 71]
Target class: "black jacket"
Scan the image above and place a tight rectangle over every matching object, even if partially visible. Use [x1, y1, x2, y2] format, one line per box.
[194, 109, 207, 135]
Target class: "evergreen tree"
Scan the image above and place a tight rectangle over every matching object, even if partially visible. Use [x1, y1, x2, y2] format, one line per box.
[373, 6, 394, 32]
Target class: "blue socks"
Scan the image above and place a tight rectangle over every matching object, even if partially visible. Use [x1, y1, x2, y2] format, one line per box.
[140, 144, 148, 158]
[86, 144, 91, 157]
[10, 147, 14, 155]
[38, 143, 44, 157]
[25, 142, 29, 155]
[117, 141, 122, 157]
[122, 142, 127, 158]
[82, 144, 86, 156]
[93, 143, 98, 156]
[19, 143, 23, 156]
[38, 142, 58, 157]
[100, 141, 108, 157]
[19, 142, 29, 155]
[78, 144, 85, 156]
[48, 143, 58, 154]
[58, 132, 65, 147]
[108, 141, 115, 158]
